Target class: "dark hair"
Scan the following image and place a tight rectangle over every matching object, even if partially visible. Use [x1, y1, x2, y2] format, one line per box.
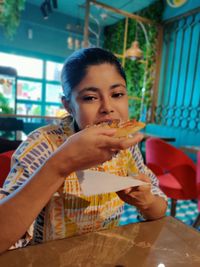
[61, 47, 127, 101]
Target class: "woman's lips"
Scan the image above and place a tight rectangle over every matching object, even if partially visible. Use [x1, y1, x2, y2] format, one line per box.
[95, 119, 120, 125]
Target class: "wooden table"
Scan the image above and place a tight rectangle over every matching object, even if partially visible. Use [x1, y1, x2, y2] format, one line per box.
[180, 145, 200, 154]
[1, 216, 200, 267]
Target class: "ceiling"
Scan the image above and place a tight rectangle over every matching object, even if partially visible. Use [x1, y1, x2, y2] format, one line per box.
[27, 0, 157, 26]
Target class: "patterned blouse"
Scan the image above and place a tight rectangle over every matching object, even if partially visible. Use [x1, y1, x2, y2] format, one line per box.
[0, 116, 166, 249]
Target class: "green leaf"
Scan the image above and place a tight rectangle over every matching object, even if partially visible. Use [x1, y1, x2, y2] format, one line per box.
[104, 1, 162, 122]
[0, 0, 25, 38]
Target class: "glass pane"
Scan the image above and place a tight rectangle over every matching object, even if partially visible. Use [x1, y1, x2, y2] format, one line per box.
[46, 61, 63, 81]
[45, 105, 67, 117]
[0, 74, 16, 114]
[0, 52, 43, 78]
[17, 80, 42, 101]
[17, 103, 41, 116]
[45, 83, 63, 103]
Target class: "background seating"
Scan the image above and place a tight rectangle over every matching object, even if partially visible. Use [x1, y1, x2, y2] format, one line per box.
[193, 151, 200, 228]
[145, 137, 197, 216]
[0, 150, 15, 187]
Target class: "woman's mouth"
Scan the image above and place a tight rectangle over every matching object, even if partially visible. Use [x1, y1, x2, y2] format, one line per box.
[96, 119, 120, 126]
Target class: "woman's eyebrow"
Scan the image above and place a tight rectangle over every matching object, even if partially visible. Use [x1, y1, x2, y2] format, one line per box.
[78, 87, 99, 95]
[78, 83, 126, 95]
[110, 83, 126, 89]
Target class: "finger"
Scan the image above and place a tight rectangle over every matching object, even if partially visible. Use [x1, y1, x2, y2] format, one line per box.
[137, 184, 151, 191]
[118, 133, 144, 150]
[123, 187, 133, 194]
[135, 173, 151, 183]
[99, 133, 144, 150]
[117, 190, 138, 205]
[91, 127, 117, 136]
[119, 184, 151, 196]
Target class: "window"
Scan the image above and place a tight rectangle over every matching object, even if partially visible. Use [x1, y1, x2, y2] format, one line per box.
[17, 103, 41, 116]
[0, 52, 65, 118]
[0, 75, 16, 114]
[0, 52, 43, 78]
[46, 61, 63, 81]
[45, 84, 63, 103]
[45, 105, 67, 117]
[17, 80, 42, 101]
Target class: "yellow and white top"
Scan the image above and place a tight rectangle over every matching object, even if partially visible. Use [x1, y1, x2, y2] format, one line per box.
[0, 116, 166, 248]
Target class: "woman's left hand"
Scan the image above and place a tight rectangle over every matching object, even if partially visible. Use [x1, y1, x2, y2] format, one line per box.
[117, 173, 155, 211]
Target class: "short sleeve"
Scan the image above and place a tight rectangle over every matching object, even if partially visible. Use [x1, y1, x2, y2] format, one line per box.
[0, 128, 56, 249]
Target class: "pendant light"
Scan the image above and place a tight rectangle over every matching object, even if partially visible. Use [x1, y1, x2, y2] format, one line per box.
[125, 22, 143, 61]
[125, 40, 143, 60]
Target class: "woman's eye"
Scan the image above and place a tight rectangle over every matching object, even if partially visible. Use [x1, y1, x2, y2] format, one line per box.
[82, 96, 98, 101]
[112, 92, 125, 98]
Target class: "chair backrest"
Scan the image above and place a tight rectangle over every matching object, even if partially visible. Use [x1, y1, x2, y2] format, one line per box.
[0, 150, 15, 187]
[145, 138, 196, 173]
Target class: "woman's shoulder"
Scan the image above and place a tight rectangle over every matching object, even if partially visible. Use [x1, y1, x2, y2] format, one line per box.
[29, 122, 64, 137]
[15, 120, 70, 156]
[30, 115, 75, 140]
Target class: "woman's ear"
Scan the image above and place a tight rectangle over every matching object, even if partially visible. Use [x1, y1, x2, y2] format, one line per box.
[61, 96, 72, 114]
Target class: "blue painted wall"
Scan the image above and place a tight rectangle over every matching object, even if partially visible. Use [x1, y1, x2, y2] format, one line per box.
[0, 3, 99, 62]
[163, 0, 200, 21]
[151, 4, 200, 161]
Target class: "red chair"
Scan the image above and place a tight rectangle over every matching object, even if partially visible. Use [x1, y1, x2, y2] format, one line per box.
[145, 138, 197, 216]
[193, 151, 200, 228]
[0, 150, 15, 187]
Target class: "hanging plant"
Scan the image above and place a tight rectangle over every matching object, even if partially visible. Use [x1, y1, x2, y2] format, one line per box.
[104, 1, 164, 121]
[0, 0, 25, 38]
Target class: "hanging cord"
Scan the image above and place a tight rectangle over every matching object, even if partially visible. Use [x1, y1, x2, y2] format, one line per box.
[135, 21, 138, 41]
[137, 22, 150, 121]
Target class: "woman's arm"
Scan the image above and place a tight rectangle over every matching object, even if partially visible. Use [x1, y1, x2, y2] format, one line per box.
[117, 144, 167, 220]
[0, 127, 143, 253]
[117, 173, 167, 220]
[0, 151, 69, 253]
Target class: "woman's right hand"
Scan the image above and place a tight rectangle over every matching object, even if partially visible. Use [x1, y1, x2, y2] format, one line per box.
[50, 126, 144, 177]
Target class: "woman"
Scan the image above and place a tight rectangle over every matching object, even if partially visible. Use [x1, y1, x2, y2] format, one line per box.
[0, 48, 167, 253]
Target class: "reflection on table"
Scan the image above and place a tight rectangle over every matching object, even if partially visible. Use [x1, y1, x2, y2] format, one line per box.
[1, 216, 200, 267]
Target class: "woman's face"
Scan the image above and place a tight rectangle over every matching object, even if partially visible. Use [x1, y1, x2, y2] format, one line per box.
[66, 63, 129, 130]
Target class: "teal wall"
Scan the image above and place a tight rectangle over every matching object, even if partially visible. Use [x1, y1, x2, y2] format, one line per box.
[151, 7, 200, 161]
[0, 3, 99, 62]
[163, 0, 200, 21]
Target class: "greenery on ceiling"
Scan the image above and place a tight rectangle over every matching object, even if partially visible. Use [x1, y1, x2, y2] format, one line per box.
[0, 92, 13, 114]
[0, 0, 25, 38]
[104, 1, 164, 121]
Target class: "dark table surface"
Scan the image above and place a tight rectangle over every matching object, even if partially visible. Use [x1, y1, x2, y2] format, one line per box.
[1, 216, 200, 267]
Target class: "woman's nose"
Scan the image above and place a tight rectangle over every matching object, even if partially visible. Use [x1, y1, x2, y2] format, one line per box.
[99, 98, 114, 114]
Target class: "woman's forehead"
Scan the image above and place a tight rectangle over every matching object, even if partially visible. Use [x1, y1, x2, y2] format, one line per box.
[86, 63, 117, 73]
[67, 64, 126, 99]
[82, 64, 125, 83]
